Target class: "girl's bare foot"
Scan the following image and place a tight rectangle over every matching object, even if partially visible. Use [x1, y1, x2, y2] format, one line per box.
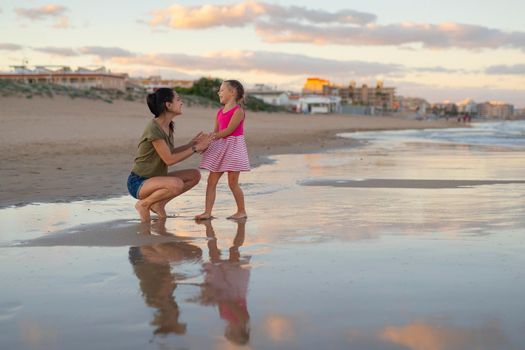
[195, 212, 213, 220]
[227, 212, 247, 220]
[150, 203, 167, 218]
[135, 201, 151, 223]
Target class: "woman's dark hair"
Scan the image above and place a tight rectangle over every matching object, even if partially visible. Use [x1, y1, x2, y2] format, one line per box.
[147, 88, 175, 132]
[224, 80, 245, 105]
[147, 88, 175, 117]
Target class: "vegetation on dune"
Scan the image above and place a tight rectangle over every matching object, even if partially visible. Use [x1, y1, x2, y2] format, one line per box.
[0, 77, 286, 111]
[176, 77, 285, 112]
[0, 79, 144, 104]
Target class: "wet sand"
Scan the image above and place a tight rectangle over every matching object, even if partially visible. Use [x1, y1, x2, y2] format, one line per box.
[1, 123, 524, 349]
[0, 96, 457, 208]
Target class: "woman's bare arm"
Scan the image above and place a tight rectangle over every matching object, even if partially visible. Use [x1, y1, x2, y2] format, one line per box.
[152, 135, 210, 166]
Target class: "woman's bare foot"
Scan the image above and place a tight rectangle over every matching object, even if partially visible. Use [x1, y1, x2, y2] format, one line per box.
[227, 212, 248, 220]
[195, 212, 213, 220]
[135, 201, 151, 223]
[150, 203, 167, 218]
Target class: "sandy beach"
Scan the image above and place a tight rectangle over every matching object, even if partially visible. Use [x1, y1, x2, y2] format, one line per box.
[0, 96, 458, 208]
[1, 118, 524, 349]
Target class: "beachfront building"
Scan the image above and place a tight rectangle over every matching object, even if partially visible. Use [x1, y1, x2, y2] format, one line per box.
[131, 76, 194, 92]
[457, 98, 478, 114]
[303, 77, 331, 95]
[246, 85, 290, 106]
[322, 80, 396, 112]
[514, 108, 525, 118]
[0, 66, 128, 91]
[477, 101, 514, 119]
[289, 95, 342, 114]
[397, 96, 430, 113]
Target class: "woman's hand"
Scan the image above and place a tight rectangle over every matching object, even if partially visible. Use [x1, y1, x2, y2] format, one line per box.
[189, 132, 205, 146]
[194, 133, 213, 152]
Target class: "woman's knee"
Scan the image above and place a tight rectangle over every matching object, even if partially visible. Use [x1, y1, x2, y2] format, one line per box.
[169, 178, 184, 194]
[191, 169, 202, 183]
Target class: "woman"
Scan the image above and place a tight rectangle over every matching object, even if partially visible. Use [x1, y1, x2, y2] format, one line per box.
[127, 88, 212, 223]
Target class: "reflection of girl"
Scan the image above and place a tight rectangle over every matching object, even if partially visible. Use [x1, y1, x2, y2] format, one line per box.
[199, 219, 251, 345]
[128, 232, 202, 335]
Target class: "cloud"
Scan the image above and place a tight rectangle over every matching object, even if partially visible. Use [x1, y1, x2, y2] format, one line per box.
[33, 46, 77, 56]
[15, 4, 70, 28]
[107, 50, 403, 77]
[53, 16, 69, 29]
[16, 4, 66, 20]
[147, 1, 525, 51]
[256, 19, 525, 51]
[266, 5, 376, 26]
[78, 46, 135, 59]
[0, 43, 23, 51]
[410, 66, 468, 74]
[486, 64, 525, 75]
[394, 80, 525, 107]
[148, 1, 375, 29]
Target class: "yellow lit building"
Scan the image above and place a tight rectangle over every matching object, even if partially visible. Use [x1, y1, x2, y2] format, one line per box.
[303, 77, 331, 94]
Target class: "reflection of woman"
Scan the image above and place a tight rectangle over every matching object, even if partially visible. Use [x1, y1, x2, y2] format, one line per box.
[128, 222, 202, 335]
[198, 219, 251, 345]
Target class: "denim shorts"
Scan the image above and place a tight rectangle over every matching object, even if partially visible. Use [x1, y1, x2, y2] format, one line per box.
[127, 172, 148, 199]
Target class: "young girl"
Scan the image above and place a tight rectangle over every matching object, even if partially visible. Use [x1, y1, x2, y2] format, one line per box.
[196, 80, 250, 220]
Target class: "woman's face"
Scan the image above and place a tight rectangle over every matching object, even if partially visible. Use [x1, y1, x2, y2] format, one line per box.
[218, 83, 235, 104]
[167, 93, 183, 115]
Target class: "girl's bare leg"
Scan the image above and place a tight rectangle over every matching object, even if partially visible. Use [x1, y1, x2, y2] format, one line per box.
[226, 171, 247, 220]
[195, 172, 223, 220]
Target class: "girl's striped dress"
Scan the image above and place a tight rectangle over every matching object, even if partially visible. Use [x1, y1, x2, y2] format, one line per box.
[200, 105, 250, 172]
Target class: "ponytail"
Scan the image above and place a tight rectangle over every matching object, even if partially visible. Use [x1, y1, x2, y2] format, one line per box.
[146, 88, 175, 118]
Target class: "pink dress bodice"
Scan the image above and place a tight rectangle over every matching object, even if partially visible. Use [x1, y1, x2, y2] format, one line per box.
[217, 105, 244, 137]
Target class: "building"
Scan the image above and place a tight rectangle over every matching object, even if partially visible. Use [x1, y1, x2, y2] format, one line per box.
[477, 101, 514, 119]
[303, 77, 331, 94]
[514, 108, 525, 118]
[323, 80, 396, 111]
[0, 65, 128, 91]
[289, 95, 341, 114]
[131, 76, 194, 92]
[246, 86, 290, 106]
[397, 96, 430, 113]
[457, 98, 478, 114]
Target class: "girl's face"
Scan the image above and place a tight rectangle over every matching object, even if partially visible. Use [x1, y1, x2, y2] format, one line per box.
[218, 82, 236, 104]
[167, 93, 183, 115]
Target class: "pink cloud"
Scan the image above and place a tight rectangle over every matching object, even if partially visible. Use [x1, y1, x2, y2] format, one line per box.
[146, 2, 525, 51]
[15, 4, 70, 29]
[15, 4, 66, 20]
[255, 20, 525, 51]
[148, 1, 375, 29]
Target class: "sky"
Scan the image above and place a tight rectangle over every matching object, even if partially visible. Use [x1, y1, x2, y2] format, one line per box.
[1, 0, 524, 106]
